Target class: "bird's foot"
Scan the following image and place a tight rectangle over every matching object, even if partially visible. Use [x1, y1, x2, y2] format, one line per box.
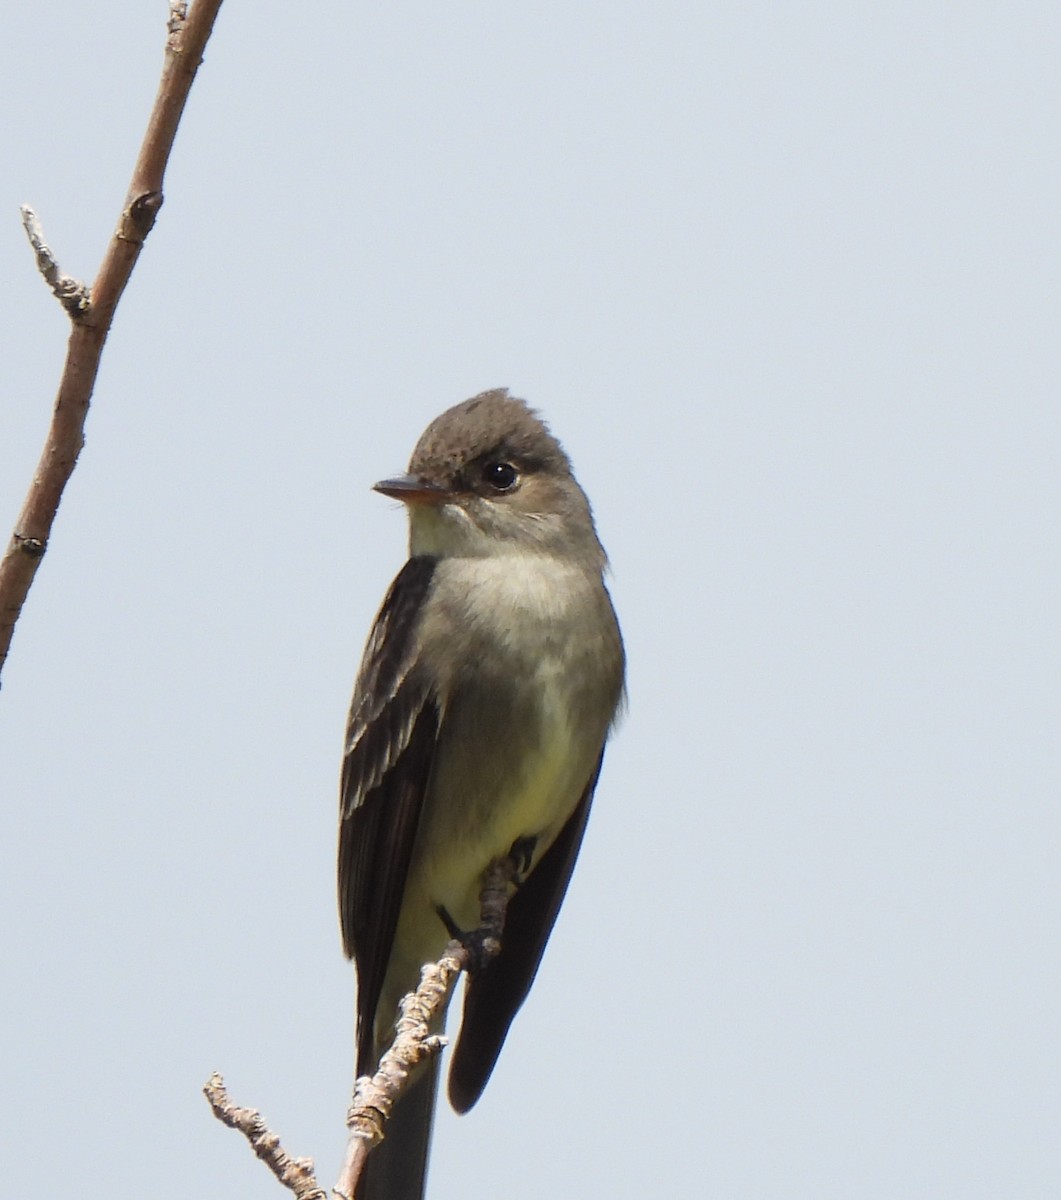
[435, 904, 501, 973]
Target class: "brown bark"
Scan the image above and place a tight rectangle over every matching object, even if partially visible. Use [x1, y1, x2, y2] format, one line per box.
[0, 0, 225, 683]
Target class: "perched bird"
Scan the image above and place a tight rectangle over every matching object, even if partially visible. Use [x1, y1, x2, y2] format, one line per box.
[339, 389, 624, 1199]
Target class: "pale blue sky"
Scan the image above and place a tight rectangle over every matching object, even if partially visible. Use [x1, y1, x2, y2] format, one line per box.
[2, 4, 1059, 1197]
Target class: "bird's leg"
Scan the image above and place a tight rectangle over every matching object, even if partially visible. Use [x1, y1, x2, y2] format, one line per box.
[434, 844, 532, 973]
[435, 904, 464, 942]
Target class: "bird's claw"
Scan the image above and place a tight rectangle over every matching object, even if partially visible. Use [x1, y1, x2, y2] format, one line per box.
[435, 905, 502, 973]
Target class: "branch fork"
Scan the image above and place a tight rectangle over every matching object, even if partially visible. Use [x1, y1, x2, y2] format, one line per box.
[208, 855, 519, 1200]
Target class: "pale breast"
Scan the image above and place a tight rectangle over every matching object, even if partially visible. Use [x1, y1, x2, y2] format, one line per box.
[409, 552, 619, 930]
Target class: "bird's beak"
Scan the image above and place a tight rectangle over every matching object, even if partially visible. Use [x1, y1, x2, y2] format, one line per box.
[373, 475, 454, 506]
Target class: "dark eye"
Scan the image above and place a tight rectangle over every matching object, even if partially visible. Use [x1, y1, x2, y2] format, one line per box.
[481, 461, 519, 492]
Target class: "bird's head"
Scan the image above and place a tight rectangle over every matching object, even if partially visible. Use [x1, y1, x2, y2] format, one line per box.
[375, 389, 605, 566]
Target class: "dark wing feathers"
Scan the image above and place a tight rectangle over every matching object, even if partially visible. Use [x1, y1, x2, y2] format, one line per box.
[338, 556, 440, 1073]
[447, 750, 605, 1113]
[341, 555, 439, 805]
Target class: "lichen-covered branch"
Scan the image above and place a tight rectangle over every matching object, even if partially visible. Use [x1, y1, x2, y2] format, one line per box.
[0, 0, 225, 684]
[208, 857, 518, 1200]
[204, 1074, 328, 1200]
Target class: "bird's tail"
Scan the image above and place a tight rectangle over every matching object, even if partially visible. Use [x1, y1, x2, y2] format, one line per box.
[356, 1055, 439, 1200]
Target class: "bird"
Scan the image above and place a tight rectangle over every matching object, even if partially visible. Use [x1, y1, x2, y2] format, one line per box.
[338, 388, 624, 1199]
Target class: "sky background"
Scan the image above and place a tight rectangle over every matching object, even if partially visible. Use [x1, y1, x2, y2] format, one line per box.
[2, 3, 1059, 1197]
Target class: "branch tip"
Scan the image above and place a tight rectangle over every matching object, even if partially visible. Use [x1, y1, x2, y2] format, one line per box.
[19, 205, 91, 317]
[204, 1073, 327, 1200]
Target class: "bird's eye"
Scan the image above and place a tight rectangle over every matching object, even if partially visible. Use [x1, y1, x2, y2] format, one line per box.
[481, 461, 519, 492]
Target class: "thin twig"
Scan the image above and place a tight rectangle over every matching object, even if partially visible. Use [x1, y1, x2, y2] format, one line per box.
[208, 856, 519, 1200]
[20, 207, 90, 317]
[0, 0, 225, 684]
[204, 1074, 328, 1200]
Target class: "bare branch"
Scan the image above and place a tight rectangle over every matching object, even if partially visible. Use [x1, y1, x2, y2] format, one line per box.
[0, 0, 225, 684]
[207, 857, 519, 1200]
[203, 1074, 328, 1200]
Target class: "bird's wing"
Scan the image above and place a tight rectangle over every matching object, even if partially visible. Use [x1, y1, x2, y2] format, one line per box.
[338, 555, 441, 1073]
[446, 749, 606, 1113]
